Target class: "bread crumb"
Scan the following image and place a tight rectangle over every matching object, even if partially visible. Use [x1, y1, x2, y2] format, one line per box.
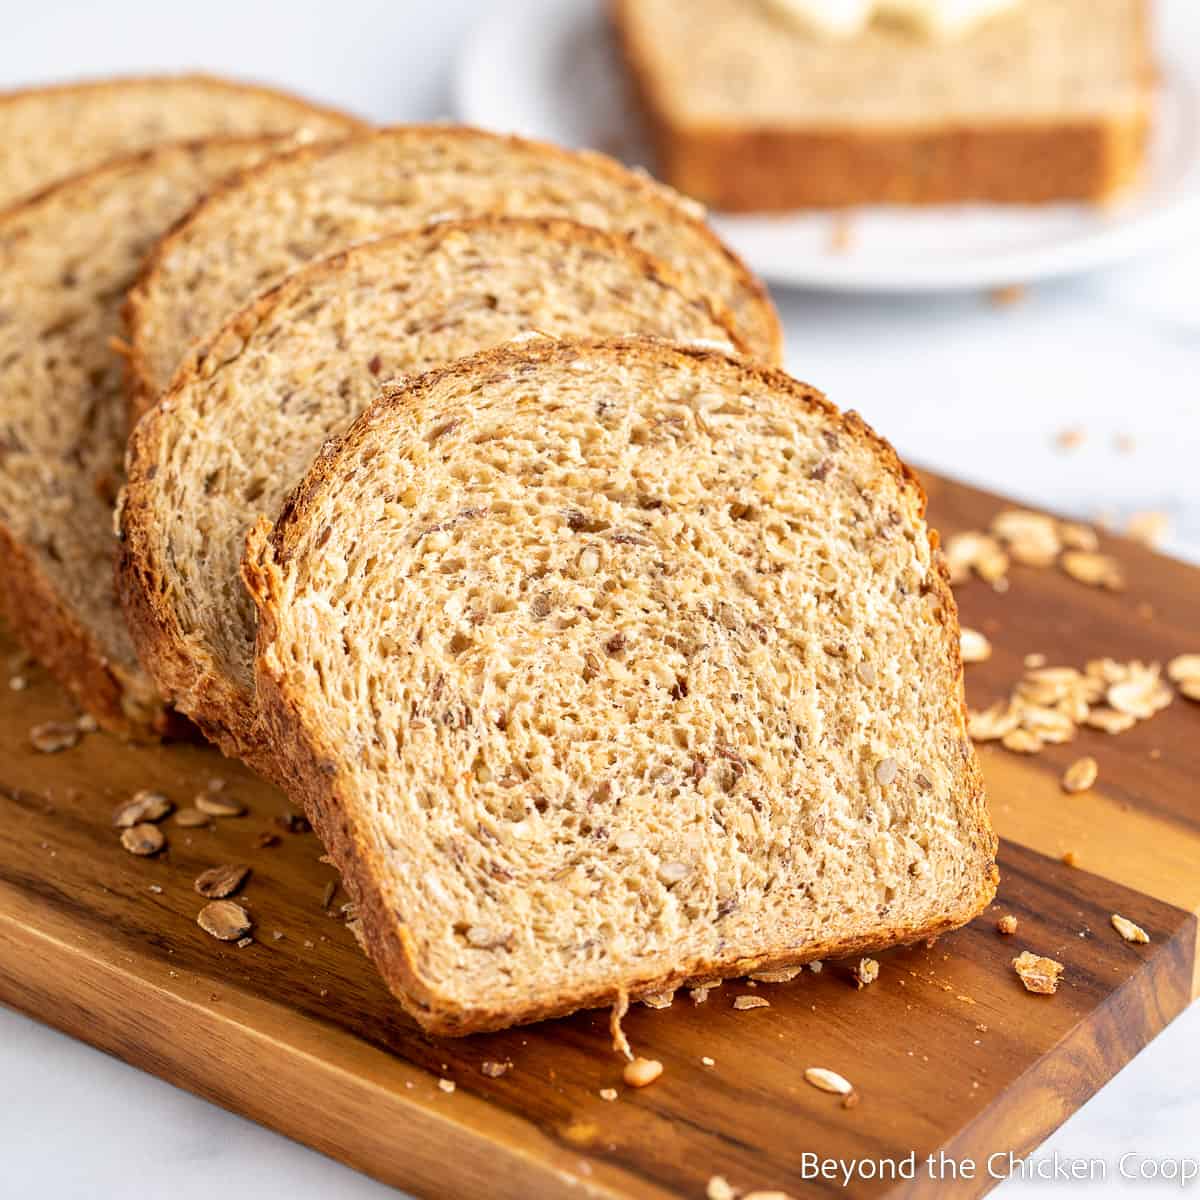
[996, 914, 1018, 936]
[707, 1176, 737, 1200]
[1111, 914, 1150, 944]
[988, 284, 1026, 307]
[610, 989, 632, 1060]
[1013, 950, 1064, 994]
[701, 1055, 716, 1067]
[438, 1078, 455, 1093]
[852, 958, 879, 987]
[599, 1087, 618, 1101]
[733, 995, 771, 1010]
[640, 989, 675, 1009]
[480, 1060, 511, 1078]
[1061, 756, 1098, 793]
[622, 1057, 663, 1088]
[1061, 850, 1078, 867]
[808, 961, 823, 974]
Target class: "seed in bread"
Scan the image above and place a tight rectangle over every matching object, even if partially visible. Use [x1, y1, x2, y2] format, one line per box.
[244, 336, 997, 1035]
[119, 219, 746, 775]
[123, 125, 780, 412]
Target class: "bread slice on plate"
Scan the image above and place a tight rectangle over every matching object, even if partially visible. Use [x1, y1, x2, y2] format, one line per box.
[244, 336, 997, 1036]
[123, 125, 781, 413]
[0, 74, 364, 211]
[0, 137, 301, 739]
[119, 218, 746, 772]
[611, 0, 1154, 210]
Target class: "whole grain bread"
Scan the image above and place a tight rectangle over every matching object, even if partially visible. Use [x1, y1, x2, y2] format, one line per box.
[0, 74, 364, 211]
[611, 0, 1154, 209]
[123, 125, 780, 413]
[119, 218, 744, 770]
[0, 137, 303, 738]
[244, 336, 997, 1035]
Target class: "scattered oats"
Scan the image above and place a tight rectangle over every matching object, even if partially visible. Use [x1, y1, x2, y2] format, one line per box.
[690, 985, 713, 1004]
[733, 995, 771, 1010]
[1181, 680, 1200, 702]
[30, 721, 79, 753]
[438, 1078, 456, 1094]
[599, 1087, 619, 1102]
[1111, 914, 1150, 944]
[236, 936, 254, 949]
[701, 1056, 716, 1067]
[120, 823, 165, 856]
[147, 884, 163, 895]
[1061, 550, 1124, 590]
[707, 1175, 737, 1200]
[969, 703, 1020, 742]
[749, 966, 803, 983]
[943, 531, 1008, 586]
[195, 793, 246, 818]
[76, 713, 98, 733]
[641, 989, 675, 1009]
[996, 914, 1019, 935]
[852, 958, 879, 988]
[1058, 522, 1099, 552]
[272, 930, 285, 941]
[1167, 655, 1200, 683]
[1013, 951, 1064, 995]
[959, 628, 992, 664]
[113, 790, 173, 827]
[1085, 707, 1137, 734]
[480, 1060, 511, 1078]
[991, 509, 1061, 567]
[622, 1057, 663, 1087]
[194, 864, 250, 899]
[1061, 756, 1098, 794]
[804, 1067, 853, 1095]
[197, 900, 252, 942]
[1001, 728, 1043, 754]
[1126, 511, 1170, 547]
[1107, 670, 1172, 719]
[174, 807, 209, 827]
[808, 961, 823, 974]
[874, 757, 898, 786]
[321, 879, 338, 909]
[1024, 652, 1048, 669]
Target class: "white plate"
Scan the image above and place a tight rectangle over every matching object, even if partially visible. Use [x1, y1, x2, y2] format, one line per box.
[454, 0, 1200, 292]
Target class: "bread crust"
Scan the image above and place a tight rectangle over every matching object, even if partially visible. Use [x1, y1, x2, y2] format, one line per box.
[610, 0, 1155, 210]
[0, 73, 367, 213]
[247, 336, 998, 1036]
[118, 217, 749, 778]
[121, 124, 782, 414]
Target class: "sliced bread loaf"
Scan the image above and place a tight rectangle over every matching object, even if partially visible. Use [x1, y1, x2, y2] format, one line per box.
[0, 74, 364, 211]
[123, 126, 780, 413]
[612, 0, 1153, 208]
[119, 218, 744, 770]
[244, 336, 997, 1035]
[0, 137, 300, 738]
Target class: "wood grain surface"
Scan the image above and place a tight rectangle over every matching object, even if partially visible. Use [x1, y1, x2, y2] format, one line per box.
[1, 470, 1196, 1200]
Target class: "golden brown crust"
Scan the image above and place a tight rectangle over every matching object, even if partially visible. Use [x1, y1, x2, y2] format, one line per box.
[610, 0, 1154, 210]
[118, 217, 750, 780]
[248, 335, 997, 1036]
[121, 124, 782, 414]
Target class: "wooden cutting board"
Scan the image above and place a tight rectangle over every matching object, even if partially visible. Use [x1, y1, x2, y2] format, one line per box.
[1, 471, 1196, 1200]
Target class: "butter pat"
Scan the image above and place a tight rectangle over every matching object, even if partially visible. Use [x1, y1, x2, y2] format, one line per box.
[764, 0, 1020, 39]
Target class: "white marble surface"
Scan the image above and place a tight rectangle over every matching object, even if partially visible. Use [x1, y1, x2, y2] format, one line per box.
[1, 2, 1198, 1196]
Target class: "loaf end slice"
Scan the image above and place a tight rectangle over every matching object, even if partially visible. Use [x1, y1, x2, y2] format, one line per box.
[247, 337, 997, 1035]
[119, 218, 746, 774]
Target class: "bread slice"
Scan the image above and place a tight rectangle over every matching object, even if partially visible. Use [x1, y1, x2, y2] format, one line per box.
[123, 126, 780, 413]
[119, 218, 745, 771]
[0, 137, 306, 738]
[244, 336, 997, 1035]
[0, 74, 364, 211]
[611, 0, 1155, 209]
